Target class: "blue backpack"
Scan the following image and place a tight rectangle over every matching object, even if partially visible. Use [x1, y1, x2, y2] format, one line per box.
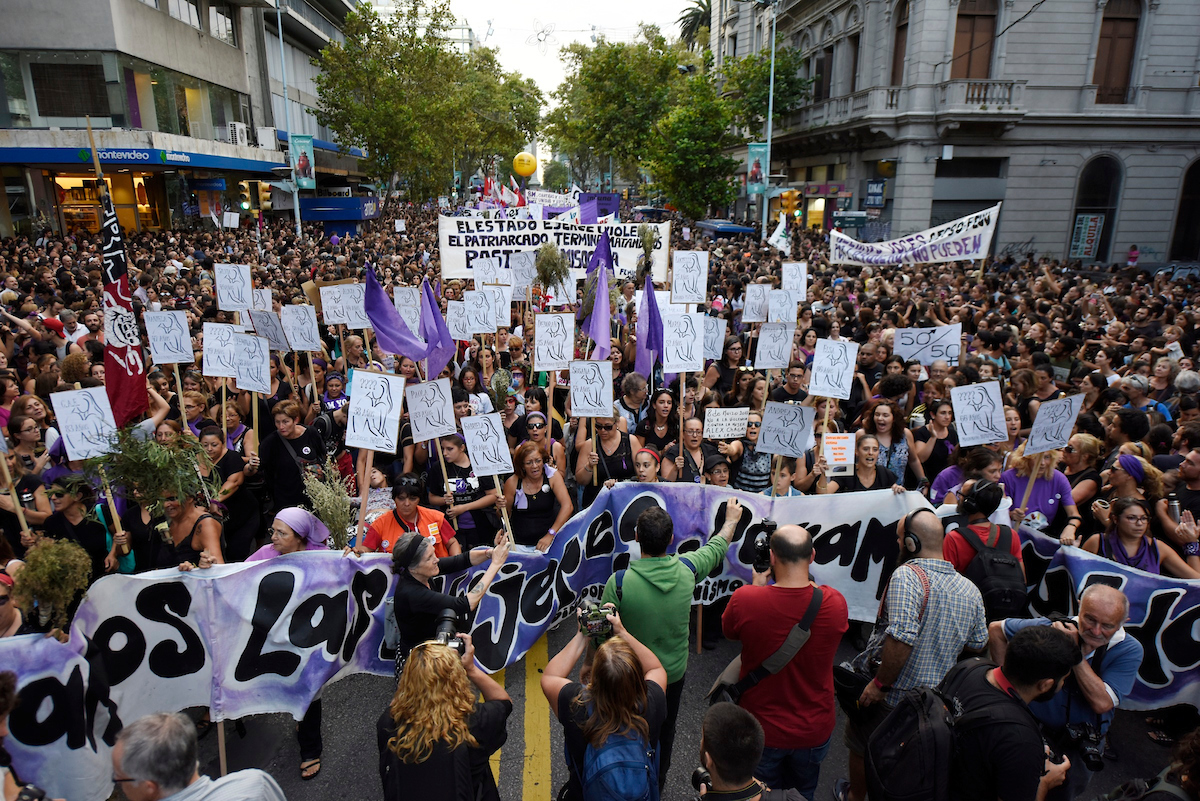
[572, 727, 660, 801]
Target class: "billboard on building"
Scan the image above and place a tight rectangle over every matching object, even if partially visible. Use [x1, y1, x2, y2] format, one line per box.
[1069, 214, 1104, 259]
[290, 135, 316, 190]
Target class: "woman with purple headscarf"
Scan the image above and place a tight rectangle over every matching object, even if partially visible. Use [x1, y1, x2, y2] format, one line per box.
[246, 507, 331, 779]
[1082, 497, 1200, 578]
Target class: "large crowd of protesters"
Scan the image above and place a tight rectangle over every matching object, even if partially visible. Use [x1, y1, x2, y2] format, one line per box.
[0, 199, 1199, 801]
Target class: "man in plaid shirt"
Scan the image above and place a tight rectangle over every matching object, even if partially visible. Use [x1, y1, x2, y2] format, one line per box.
[834, 508, 988, 801]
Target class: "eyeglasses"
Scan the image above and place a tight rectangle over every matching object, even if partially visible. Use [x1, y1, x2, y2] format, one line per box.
[268, 527, 290, 538]
[1061, 445, 1075, 453]
[528, 423, 546, 430]
[1122, 516, 1149, 524]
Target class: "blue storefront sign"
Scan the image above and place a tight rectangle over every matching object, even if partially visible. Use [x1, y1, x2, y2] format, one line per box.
[299, 196, 382, 237]
[865, 179, 887, 208]
[0, 147, 284, 174]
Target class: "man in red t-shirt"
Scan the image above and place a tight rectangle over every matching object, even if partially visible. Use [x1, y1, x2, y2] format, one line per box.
[942, 478, 1025, 578]
[354, 475, 459, 557]
[723, 525, 850, 799]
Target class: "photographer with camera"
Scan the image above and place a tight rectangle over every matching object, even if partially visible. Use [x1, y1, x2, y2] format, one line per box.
[377, 633, 511, 801]
[597, 498, 744, 791]
[988, 584, 1144, 800]
[722, 525, 849, 801]
[389, 529, 509, 677]
[690, 702, 803, 801]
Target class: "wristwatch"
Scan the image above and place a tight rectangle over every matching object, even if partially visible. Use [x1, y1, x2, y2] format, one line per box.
[1185, 541, 1200, 557]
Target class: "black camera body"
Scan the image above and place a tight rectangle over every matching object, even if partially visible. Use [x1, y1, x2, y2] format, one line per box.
[752, 519, 778, 573]
[1065, 722, 1105, 772]
[691, 767, 712, 793]
[434, 608, 464, 653]
[16, 785, 47, 801]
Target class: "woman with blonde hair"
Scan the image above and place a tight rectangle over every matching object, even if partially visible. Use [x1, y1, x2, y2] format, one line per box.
[1001, 442, 1083, 544]
[542, 607, 667, 801]
[377, 634, 512, 801]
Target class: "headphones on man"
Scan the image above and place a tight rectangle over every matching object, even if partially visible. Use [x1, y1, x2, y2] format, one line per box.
[901, 508, 938, 554]
[959, 478, 999, 516]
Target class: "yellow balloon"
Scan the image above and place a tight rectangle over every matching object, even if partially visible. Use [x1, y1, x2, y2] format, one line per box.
[513, 152, 537, 178]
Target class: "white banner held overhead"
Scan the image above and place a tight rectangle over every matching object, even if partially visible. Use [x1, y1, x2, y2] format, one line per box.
[247, 310, 289, 352]
[214, 264, 253, 312]
[438, 217, 670, 282]
[569, 361, 614, 418]
[201, 322, 238, 378]
[831, 203, 1001, 266]
[533, 313, 573, 373]
[461, 414, 514, 476]
[50, 387, 117, 461]
[781, 262, 808, 293]
[392, 287, 422, 339]
[755, 323, 794, 371]
[767, 290, 800, 324]
[703, 317, 728, 361]
[279, 305, 322, 352]
[142, 311, 193, 364]
[703, 407, 750, 441]
[757, 401, 816, 458]
[670, 251, 708, 305]
[405, 378, 456, 442]
[662, 313, 705, 373]
[233, 334, 271, 394]
[743, 284, 770, 324]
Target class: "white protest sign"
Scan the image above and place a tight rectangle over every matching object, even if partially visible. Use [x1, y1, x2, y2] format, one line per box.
[893, 324, 962, 366]
[473, 257, 511, 288]
[280, 305, 322, 352]
[405, 378, 457, 442]
[214, 264, 253, 311]
[142, 311, 193, 364]
[823, 432, 855, 476]
[704, 317, 728, 361]
[951, 381, 1009, 447]
[662, 313, 704, 373]
[233, 334, 271, 394]
[461, 290, 496, 334]
[248, 310, 289, 352]
[534, 313, 573, 373]
[223, 211, 240, 229]
[392, 287, 422, 338]
[318, 285, 347, 325]
[809, 339, 859, 400]
[831, 203, 1001, 266]
[508, 251, 537, 293]
[338, 283, 370, 330]
[345, 371, 405, 452]
[252, 288, 272, 311]
[394, 219, 406, 233]
[671, 251, 708, 305]
[542, 276, 575, 308]
[704, 407, 750, 441]
[438, 217, 670, 282]
[569, 360, 614, 418]
[481, 284, 512, 332]
[50, 387, 117, 461]
[445, 301, 472, 342]
[781, 262, 808, 293]
[201, 322, 238, 378]
[1025, 394, 1085, 456]
[757, 401, 816, 458]
[461, 414, 514, 477]
[743, 284, 769, 323]
[768, 290, 800, 324]
[755, 323, 794, 370]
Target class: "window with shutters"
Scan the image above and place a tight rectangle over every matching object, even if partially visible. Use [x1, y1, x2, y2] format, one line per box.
[1093, 0, 1140, 104]
[812, 45, 834, 101]
[848, 33, 861, 93]
[951, 0, 997, 80]
[891, 1, 909, 85]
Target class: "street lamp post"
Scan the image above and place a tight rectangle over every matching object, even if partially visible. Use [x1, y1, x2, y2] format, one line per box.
[274, 0, 303, 240]
[760, 0, 778, 243]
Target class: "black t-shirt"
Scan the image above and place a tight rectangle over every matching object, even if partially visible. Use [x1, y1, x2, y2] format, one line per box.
[835, 465, 897, 492]
[214, 448, 256, 520]
[376, 698, 513, 801]
[633, 417, 676, 453]
[45, 511, 110, 584]
[258, 427, 327, 510]
[914, 425, 959, 481]
[770, 386, 808, 404]
[947, 665, 1045, 801]
[556, 680, 668, 801]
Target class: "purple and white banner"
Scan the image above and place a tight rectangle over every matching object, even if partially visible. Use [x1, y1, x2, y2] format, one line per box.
[3, 486, 1199, 800]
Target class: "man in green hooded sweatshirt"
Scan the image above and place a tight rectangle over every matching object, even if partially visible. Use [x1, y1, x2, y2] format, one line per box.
[600, 497, 744, 791]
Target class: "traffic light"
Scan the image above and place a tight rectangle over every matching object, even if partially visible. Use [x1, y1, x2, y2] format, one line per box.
[622, 188, 628, 200]
[257, 181, 272, 212]
[780, 189, 799, 216]
[238, 181, 251, 211]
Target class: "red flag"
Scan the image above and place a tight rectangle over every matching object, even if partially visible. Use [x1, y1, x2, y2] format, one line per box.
[99, 191, 147, 426]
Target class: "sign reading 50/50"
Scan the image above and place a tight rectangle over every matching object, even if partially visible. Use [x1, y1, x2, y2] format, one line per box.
[893, 324, 962, 366]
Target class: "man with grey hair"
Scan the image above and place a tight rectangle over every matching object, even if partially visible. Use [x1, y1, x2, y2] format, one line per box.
[988, 584, 1143, 801]
[111, 712, 285, 800]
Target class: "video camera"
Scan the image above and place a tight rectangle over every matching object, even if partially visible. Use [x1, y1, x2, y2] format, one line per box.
[434, 608, 464, 653]
[752, 519, 778, 573]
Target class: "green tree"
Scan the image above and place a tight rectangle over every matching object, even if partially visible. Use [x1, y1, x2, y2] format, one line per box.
[720, 41, 811, 133]
[541, 160, 569, 192]
[677, 0, 711, 50]
[645, 72, 739, 219]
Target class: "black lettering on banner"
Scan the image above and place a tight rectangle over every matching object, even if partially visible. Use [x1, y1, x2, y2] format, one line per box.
[89, 615, 146, 686]
[1126, 588, 1185, 687]
[137, 581, 205, 678]
[343, 568, 389, 661]
[288, 591, 349, 657]
[553, 537, 584, 609]
[471, 569, 526, 672]
[584, 512, 616, 558]
[10, 668, 87, 749]
[518, 560, 557, 627]
[235, 571, 301, 681]
[1159, 592, 1200, 681]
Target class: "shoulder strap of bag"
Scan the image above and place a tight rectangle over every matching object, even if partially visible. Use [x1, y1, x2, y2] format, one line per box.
[1146, 766, 1191, 801]
[279, 433, 307, 471]
[731, 587, 824, 694]
[958, 523, 998, 555]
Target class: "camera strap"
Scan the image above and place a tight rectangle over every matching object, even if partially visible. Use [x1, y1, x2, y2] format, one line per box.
[702, 781, 766, 801]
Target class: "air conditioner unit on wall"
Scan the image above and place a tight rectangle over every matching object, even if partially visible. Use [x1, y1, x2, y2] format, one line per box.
[256, 127, 277, 150]
[228, 122, 249, 147]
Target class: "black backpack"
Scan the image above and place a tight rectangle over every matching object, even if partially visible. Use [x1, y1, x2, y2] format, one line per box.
[949, 516, 1028, 621]
[865, 660, 1040, 801]
[1092, 766, 1190, 801]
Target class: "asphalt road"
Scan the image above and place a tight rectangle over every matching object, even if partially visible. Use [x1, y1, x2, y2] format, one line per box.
[180, 616, 1174, 801]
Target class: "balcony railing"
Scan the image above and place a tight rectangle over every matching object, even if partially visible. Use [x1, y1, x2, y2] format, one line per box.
[935, 79, 1026, 113]
[786, 87, 908, 130]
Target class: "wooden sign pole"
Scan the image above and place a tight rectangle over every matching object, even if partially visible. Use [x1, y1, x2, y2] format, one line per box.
[0, 453, 30, 539]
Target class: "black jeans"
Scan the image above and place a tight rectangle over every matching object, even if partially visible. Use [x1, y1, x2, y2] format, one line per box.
[298, 698, 323, 761]
[659, 678, 686, 791]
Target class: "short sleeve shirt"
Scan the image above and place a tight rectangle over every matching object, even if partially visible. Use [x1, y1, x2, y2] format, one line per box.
[363, 507, 454, 556]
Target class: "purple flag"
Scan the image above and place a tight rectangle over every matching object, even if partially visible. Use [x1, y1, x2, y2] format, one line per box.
[586, 226, 613, 275]
[578, 197, 599, 226]
[420, 279, 456, 379]
[585, 230, 613, 360]
[364, 267, 426, 357]
[635, 275, 663, 379]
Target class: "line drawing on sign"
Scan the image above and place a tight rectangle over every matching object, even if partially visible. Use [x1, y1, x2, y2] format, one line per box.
[508, 251, 537, 291]
[362, 375, 395, 441]
[704, 317, 728, 361]
[412, 382, 450, 429]
[667, 315, 698, 364]
[463, 291, 494, 332]
[144, 312, 191, 363]
[537, 315, 570, 364]
[216, 264, 249, 309]
[237, 336, 270, 392]
[744, 284, 769, 323]
[672, 252, 706, 303]
[958, 385, 1006, 441]
[205, 324, 237, 373]
[471, 416, 507, 469]
[756, 324, 792, 370]
[56, 390, 116, 457]
[815, 340, 851, 396]
[576, 362, 605, 409]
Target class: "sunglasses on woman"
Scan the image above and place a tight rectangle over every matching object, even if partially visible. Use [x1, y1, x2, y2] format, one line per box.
[596, 423, 614, 431]
[528, 422, 546, 431]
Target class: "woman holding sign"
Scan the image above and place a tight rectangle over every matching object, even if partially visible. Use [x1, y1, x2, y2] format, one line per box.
[661, 418, 721, 485]
[1000, 444, 1082, 541]
[507, 442, 572, 552]
[575, 413, 636, 506]
[426, 435, 503, 551]
[817, 434, 905, 494]
[704, 336, 745, 395]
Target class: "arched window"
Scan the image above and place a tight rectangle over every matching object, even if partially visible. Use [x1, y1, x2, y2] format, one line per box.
[1171, 162, 1200, 261]
[890, 0, 909, 86]
[1094, 0, 1140, 104]
[1070, 156, 1122, 262]
[951, 0, 997, 80]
